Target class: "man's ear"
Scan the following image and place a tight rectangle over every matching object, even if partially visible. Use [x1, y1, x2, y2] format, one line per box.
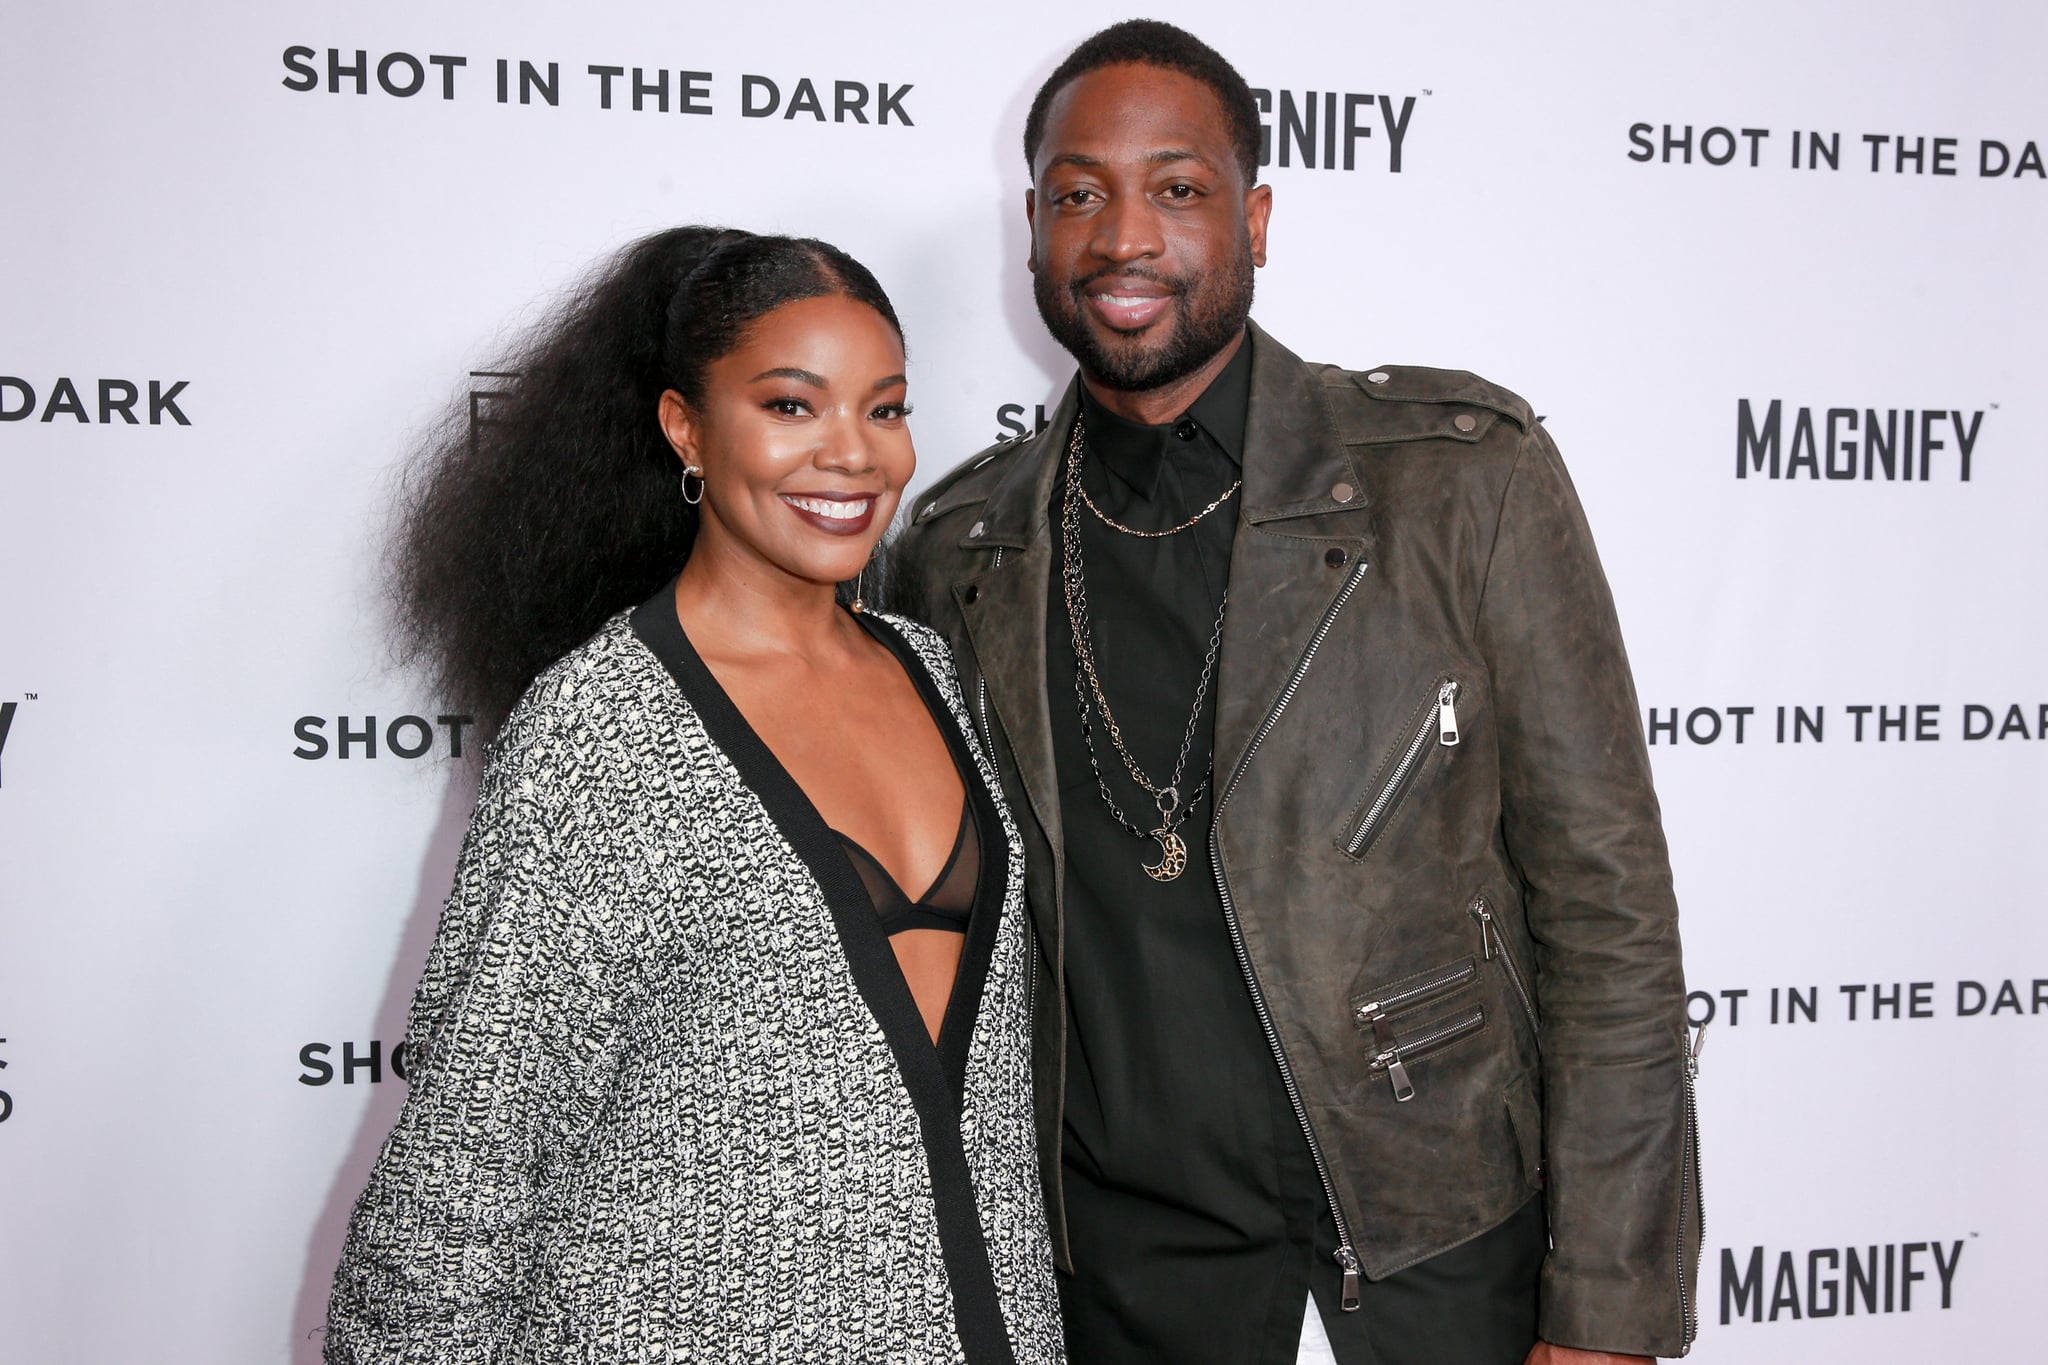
[1024, 187, 1039, 273]
[658, 389, 699, 465]
[1245, 183, 1274, 269]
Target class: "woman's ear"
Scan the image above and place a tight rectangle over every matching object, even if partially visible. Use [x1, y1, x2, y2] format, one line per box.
[658, 389, 699, 466]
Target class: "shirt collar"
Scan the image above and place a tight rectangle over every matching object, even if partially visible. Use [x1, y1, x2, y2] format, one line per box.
[1077, 330, 1252, 502]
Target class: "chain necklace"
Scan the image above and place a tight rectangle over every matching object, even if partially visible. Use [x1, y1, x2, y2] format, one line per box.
[1060, 415, 1229, 882]
[1078, 467, 1241, 538]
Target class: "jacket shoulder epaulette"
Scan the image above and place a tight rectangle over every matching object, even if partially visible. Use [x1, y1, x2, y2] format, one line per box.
[907, 435, 1029, 527]
[1314, 362, 1536, 450]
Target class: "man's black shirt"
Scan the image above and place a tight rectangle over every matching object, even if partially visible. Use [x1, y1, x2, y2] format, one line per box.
[1048, 337, 1328, 1364]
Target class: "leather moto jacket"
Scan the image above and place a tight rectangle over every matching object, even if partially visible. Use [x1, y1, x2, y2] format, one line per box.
[890, 323, 1702, 1358]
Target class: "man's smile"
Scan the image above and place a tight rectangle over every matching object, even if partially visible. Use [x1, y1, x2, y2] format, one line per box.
[1081, 277, 1178, 332]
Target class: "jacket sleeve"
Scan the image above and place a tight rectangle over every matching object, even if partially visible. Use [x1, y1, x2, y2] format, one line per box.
[1472, 422, 1700, 1357]
[323, 748, 624, 1363]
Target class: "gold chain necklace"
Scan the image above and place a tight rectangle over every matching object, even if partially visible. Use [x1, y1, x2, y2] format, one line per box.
[1077, 467, 1242, 538]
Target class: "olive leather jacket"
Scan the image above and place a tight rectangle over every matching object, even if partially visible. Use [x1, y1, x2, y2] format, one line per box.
[890, 323, 1702, 1358]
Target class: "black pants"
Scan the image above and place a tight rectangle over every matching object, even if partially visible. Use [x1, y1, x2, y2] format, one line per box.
[1308, 1195, 1547, 1365]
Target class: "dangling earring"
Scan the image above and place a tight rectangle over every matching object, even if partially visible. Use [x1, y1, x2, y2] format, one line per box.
[849, 564, 868, 615]
[681, 465, 704, 505]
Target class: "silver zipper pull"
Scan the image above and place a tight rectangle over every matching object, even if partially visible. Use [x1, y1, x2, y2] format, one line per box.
[1335, 1245, 1363, 1311]
[1437, 681, 1460, 746]
[1688, 1022, 1708, 1078]
[1381, 1049, 1416, 1102]
[1469, 898, 1496, 960]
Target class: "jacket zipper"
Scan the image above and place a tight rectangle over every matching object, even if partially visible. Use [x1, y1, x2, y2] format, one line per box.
[1211, 557, 1371, 1310]
[1344, 679, 1460, 858]
[976, 549, 1024, 1025]
[1362, 1007, 1486, 1101]
[1467, 896, 1539, 1035]
[1353, 960, 1475, 1022]
[975, 548, 1004, 757]
[1678, 1022, 1707, 1350]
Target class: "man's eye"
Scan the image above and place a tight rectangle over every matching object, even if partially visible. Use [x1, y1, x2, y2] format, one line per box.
[1063, 188, 1099, 207]
[1163, 184, 1198, 200]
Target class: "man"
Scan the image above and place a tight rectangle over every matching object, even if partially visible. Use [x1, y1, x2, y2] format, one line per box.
[891, 20, 1699, 1365]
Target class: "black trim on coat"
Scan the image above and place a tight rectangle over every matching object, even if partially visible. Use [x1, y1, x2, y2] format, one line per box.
[629, 585, 1018, 1365]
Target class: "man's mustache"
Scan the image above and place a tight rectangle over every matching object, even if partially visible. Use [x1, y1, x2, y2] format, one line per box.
[1070, 267, 1188, 296]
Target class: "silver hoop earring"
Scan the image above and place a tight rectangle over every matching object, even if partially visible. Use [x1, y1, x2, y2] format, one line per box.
[849, 564, 867, 615]
[681, 465, 704, 505]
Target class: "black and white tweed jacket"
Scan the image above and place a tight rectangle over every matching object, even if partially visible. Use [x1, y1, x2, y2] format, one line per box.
[325, 594, 1062, 1364]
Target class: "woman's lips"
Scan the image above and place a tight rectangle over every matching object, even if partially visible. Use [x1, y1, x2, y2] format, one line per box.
[780, 492, 877, 537]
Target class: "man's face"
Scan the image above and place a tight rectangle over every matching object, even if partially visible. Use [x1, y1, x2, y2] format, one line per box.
[1027, 62, 1271, 394]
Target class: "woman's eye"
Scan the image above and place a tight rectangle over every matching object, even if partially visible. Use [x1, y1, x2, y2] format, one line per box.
[765, 397, 809, 417]
[872, 403, 913, 422]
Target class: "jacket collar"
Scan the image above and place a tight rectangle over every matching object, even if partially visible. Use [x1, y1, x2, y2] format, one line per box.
[1238, 320, 1366, 524]
[965, 379, 1076, 549]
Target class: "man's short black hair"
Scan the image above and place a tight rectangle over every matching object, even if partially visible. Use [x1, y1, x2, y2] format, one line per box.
[1023, 19, 1262, 184]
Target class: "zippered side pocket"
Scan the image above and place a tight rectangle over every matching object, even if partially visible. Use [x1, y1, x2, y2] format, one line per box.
[1361, 1007, 1487, 1102]
[1468, 895, 1540, 1037]
[1341, 677, 1460, 860]
[1351, 957, 1482, 1102]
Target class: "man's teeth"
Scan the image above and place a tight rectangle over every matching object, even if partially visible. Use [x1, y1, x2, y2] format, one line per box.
[785, 496, 871, 520]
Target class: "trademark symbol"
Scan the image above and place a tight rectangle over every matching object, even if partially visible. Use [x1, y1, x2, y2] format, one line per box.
[1422, 89, 1434, 96]
[1989, 403, 1999, 410]
[21, 693, 36, 701]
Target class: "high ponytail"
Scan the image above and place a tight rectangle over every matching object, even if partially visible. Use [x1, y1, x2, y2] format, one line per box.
[387, 225, 903, 735]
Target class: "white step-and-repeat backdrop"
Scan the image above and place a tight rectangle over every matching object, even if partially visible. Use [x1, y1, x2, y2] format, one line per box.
[3, 2, 2042, 1360]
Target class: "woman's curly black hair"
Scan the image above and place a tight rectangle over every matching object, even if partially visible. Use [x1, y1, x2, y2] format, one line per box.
[387, 226, 903, 735]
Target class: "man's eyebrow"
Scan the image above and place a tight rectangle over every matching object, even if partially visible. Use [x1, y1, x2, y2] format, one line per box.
[749, 367, 827, 387]
[872, 374, 908, 391]
[1043, 148, 1217, 173]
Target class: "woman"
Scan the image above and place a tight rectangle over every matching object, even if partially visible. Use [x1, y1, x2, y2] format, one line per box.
[324, 227, 1061, 1364]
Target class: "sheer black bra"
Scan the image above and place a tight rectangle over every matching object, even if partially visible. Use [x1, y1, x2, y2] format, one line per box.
[833, 798, 979, 936]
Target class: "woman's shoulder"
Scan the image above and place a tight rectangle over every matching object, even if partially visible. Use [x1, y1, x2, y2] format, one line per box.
[486, 610, 677, 775]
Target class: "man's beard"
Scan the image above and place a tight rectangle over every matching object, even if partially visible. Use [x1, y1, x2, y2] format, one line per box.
[1034, 239, 1255, 394]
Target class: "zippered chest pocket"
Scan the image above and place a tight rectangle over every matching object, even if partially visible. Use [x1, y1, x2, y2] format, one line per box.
[1338, 676, 1461, 861]
[1349, 957, 1487, 1103]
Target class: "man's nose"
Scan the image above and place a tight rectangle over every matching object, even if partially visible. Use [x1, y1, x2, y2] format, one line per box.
[1091, 194, 1164, 263]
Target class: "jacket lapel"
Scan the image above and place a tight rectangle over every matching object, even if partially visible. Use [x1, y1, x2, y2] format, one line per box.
[950, 380, 1078, 857]
[1212, 324, 1373, 792]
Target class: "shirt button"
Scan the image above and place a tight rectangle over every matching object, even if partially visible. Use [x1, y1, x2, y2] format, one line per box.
[1173, 418, 1199, 441]
[1325, 547, 1348, 568]
[1331, 482, 1356, 503]
[1365, 371, 1391, 384]
[1453, 413, 1478, 433]
[964, 585, 981, 604]
[968, 520, 986, 538]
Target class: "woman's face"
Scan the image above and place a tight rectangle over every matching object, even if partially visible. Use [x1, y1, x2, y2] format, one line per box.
[662, 292, 913, 592]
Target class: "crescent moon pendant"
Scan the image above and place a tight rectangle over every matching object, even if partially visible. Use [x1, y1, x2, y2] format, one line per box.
[1142, 830, 1188, 882]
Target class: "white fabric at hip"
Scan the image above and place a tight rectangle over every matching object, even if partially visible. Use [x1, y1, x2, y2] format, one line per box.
[1297, 1294, 1339, 1365]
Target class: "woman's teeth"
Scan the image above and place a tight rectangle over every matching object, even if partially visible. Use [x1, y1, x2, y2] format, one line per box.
[784, 496, 872, 520]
